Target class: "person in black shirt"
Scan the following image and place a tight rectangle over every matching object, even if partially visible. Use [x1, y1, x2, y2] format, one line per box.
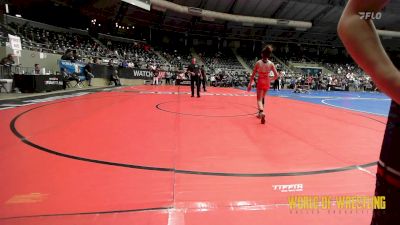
[0, 54, 15, 66]
[33, 64, 41, 75]
[200, 65, 207, 92]
[273, 69, 281, 91]
[61, 68, 69, 90]
[111, 69, 121, 86]
[61, 49, 73, 61]
[72, 50, 80, 62]
[106, 60, 121, 86]
[84, 63, 94, 86]
[338, 0, 400, 223]
[187, 58, 201, 98]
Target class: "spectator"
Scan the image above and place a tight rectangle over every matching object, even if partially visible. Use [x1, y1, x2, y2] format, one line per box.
[0, 54, 15, 65]
[107, 60, 114, 67]
[72, 50, 81, 61]
[61, 49, 73, 60]
[33, 64, 41, 75]
[84, 63, 94, 86]
[61, 68, 69, 90]
[120, 60, 128, 68]
[326, 76, 333, 91]
[273, 69, 282, 91]
[165, 71, 172, 85]
[0, 54, 15, 78]
[110, 69, 121, 86]
[61, 68, 79, 89]
[150, 64, 159, 85]
[210, 74, 216, 87]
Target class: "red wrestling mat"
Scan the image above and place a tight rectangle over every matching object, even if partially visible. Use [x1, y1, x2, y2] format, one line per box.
[0, 85, 385, 224]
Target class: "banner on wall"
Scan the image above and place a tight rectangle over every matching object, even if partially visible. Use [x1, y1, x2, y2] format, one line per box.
[127, 69, 174, 80]
[59, 60, 86, 76]
[105, 67, 174, 80]
[59, 61, 177, 80]
[8, 34, 22, 51]
[8, 34, 22, 65]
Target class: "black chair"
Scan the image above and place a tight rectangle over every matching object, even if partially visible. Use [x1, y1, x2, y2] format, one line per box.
[0, 80, 8, 93]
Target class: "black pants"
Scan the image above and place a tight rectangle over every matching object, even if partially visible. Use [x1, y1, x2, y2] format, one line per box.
[191, 76, 200, 97]
[273, 80, 280, 90]
[166, 78, 171, 85]
[201, 78, 206, 91]
[62, 78, 68, 90]
[371, 174, 400, 224]
[326, 84, 332, 91]
[371, 101, 400, 224]
[110, 78, 121, 86]
[85, 76, 92, 86]
[62, 77, 73, 89]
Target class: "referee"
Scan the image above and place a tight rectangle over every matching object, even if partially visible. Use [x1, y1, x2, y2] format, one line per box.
[187, 57, 201, 98]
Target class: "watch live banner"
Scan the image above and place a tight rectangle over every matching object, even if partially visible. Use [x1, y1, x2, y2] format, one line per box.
[59, 60, 176, 80]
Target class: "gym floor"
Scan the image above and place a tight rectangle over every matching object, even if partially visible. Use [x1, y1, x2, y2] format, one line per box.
[0, 85, 388, 225]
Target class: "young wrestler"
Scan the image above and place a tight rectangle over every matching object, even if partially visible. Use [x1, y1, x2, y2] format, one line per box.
[247, 45, 279, 124]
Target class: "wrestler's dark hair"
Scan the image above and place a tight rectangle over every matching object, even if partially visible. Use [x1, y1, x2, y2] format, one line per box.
[262, 45, 273, 58]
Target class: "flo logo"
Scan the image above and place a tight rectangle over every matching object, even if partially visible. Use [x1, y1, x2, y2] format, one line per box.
[359, 12, 382, 20]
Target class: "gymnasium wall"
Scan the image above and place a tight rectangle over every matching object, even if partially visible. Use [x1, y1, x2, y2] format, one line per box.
[1, 46, 62, 73]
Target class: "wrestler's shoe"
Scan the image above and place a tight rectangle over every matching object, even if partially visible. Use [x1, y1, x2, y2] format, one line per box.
[261, 114, 266, 124]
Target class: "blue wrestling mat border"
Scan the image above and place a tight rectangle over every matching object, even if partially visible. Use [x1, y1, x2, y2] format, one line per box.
[240, 88, 391, 117]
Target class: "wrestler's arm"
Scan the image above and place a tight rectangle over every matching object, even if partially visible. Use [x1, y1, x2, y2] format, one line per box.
[247, 62, 259, 91]
[338, 0, 400, 103]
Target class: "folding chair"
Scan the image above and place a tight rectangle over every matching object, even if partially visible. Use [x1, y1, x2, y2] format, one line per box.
[75, 76, 87, 88]
[0, 80, 8, 93]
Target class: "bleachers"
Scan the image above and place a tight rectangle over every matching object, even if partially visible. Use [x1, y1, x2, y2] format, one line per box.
[7, 20, 168, 70]
[2, 16, 396, 92]
[197, 48, 246, 74]
[0, 25, 9, 46]
[156, 47, 192, 70]
[9, 22, 102, 56]
[100, 38, 163, 69]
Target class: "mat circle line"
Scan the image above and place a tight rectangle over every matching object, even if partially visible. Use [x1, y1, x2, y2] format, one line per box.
[156, 101, 258, 117]
[9, 97, 378, 177]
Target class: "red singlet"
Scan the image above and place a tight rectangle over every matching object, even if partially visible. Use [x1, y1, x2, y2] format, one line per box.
[254, 60, 273, 91]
